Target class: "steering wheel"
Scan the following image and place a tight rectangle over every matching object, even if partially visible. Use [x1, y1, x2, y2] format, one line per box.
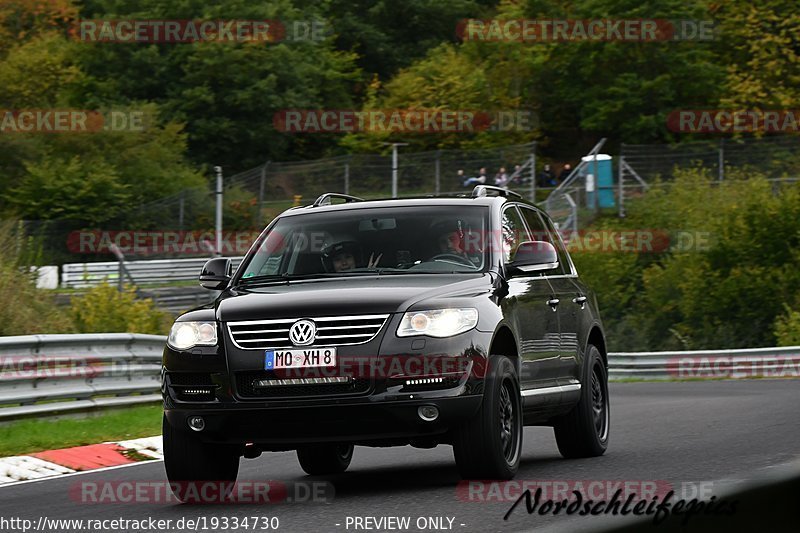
[430, 253, 475, 267]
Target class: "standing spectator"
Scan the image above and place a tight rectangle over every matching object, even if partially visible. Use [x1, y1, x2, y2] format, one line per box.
[494, 167, 509, 187]
[456, 169, 465, 188]
[558, 163, 573, 184]
[538, 164, 555, 188]
[510, 164, 524, 185]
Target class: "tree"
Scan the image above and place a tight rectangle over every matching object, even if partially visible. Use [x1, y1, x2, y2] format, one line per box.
[321, 0, 494, 80]
[714, 0, 800, 110]
[5, 156, 130, 225]
[0, 0, 77, 53]
[74, 0, 361, 170]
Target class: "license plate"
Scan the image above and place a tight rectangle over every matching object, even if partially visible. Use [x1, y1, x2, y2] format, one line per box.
[265, 348, 337, 370]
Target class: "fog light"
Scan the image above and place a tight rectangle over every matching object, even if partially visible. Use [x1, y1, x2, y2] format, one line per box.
[417, 405, 439, 422]
[187, 416, 205, 432]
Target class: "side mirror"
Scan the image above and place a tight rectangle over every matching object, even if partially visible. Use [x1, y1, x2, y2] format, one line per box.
[509, 241, 559, 273]
[199, 257, 231, 290]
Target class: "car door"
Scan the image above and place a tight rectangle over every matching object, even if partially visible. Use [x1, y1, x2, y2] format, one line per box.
[500, 205, 561, 393]
[520, 206, 583, 384]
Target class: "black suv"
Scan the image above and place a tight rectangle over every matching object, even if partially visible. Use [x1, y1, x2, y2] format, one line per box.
[162, 186, 609, 492]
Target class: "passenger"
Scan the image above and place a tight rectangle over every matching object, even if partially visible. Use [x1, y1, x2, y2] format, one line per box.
[322, 241, 382, 272]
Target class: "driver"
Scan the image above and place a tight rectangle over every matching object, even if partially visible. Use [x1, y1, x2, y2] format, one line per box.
[431, 220, 470, 260]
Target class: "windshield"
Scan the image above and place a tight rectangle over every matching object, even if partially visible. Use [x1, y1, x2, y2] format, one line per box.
[237, 206, 489, 281]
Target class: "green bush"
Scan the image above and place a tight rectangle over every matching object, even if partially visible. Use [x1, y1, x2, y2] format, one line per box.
[574, 168, 800, 351]
[0, 220, 73, 336]
[69, 283, 169, 335]
[775, 306, 800, 346]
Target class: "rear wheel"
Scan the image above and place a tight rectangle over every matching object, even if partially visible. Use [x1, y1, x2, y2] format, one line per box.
[162, 415, 240, 503]
[452, 356, 522, 479]
[553, 344, 610, 458]
[297, 444, 354, 475]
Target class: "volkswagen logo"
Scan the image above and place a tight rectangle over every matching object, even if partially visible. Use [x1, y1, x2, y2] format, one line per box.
[289, 319, 316, 346]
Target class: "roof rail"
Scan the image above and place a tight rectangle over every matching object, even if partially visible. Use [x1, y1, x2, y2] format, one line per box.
[312, 193, 364, 207]
[471, 185, 523, 199]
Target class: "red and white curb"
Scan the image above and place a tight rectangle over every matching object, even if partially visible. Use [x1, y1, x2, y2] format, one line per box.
[0, 436, 162, 485]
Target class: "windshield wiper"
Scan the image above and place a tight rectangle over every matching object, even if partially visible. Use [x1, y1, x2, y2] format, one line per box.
[236, 273, 320, 286]
[235, 271, 378, 286]
[375, 268, 469, 275]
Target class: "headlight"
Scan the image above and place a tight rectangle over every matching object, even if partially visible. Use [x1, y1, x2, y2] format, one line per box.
[397, 308, 478, 338]
[168, 321, 218, 350]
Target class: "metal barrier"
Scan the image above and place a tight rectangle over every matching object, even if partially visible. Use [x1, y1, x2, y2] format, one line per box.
[0, 334, 166, 420]
[1, 334, 797, 420]
[608, 346, 800, 380]
[61, 257, 244, 288]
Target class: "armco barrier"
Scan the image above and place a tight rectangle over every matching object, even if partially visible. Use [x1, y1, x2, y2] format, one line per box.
[607, 345, 800, 380]
[0, 334, 166, 420]
[60, 256, 244, 288]
[0, 335, 797, 420]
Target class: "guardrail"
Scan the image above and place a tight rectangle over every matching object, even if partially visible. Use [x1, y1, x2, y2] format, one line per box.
[61, 257, 244, 289]
[1, 335, 797, 420]
[53, 286, 218, 316]
[608, 345, 800, 380]
[0, 334, 166, 420]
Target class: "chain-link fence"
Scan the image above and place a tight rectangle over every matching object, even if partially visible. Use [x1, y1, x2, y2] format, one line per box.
[20, 135, 800, 268]
[622, 136, 800, 183]
[122, 142, 538, 229]
[17, 143, 538, 265]
[618, 135, 800, 217]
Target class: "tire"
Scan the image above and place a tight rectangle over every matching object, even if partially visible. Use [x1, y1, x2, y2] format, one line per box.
[163, 415, 240, 503]
[553, 344, 610, 458]
[452, 356, 522, 480]
[296, 444, 354, 475]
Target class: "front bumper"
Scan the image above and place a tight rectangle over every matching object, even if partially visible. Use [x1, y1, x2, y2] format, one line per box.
[162, 320, 492, 447]
[164, 395, 482, 448]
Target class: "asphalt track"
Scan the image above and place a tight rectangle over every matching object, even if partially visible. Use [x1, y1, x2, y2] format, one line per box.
[1, 380, 798, 533]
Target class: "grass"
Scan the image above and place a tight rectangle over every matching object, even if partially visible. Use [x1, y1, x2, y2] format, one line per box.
[0, 404, 162, 457]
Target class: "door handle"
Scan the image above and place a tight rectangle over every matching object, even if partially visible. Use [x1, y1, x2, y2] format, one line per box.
[572, 296, 587, 309]
[547, 298, 560, 311]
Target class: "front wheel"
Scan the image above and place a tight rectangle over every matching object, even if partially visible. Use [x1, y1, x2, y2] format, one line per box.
[163, 415, 240, 503]
[553, 344, 610, 458]
[452, 356, 522, 479]
[297, 444, 354, 475]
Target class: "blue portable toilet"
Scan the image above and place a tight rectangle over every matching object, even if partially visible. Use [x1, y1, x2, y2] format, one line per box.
[581, 154, 615, 208]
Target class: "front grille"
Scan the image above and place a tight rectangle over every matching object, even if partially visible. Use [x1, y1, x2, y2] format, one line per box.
[236, 371, 371, 398]
[227, 314, 389, 350]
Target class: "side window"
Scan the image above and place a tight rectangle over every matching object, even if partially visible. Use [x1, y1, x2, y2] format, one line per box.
[543, 215, 574, 275]
[500, 206, 530, 262]
[519, 207, 568, 275]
